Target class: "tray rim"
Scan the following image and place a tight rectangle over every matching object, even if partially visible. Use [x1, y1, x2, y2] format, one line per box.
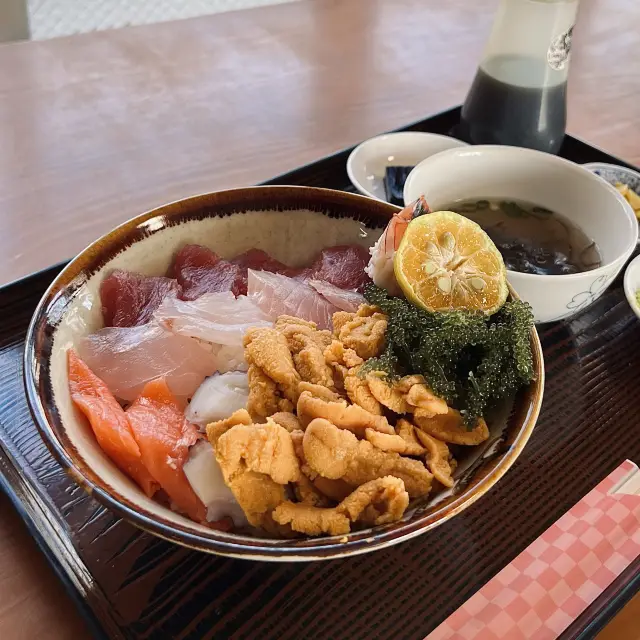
[1, 104, 639, 638]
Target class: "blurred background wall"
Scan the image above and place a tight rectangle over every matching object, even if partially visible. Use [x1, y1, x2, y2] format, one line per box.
[2, 0, 300, 41]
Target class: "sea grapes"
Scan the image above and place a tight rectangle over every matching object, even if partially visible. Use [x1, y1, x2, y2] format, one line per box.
[362, 284, 535, 427]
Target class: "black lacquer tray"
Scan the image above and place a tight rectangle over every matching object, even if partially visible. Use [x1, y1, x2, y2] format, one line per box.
[1, 107, 639, 639]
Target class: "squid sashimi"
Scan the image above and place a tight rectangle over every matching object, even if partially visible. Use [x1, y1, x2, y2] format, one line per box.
[183, 441, 248, 527]
[185, 372, 249, 427]
[76, 324, 217, 402]
[101, 270, 180, 328]
[126, 378, 206, 523]
[247, 269, 339, 330]
[154, 292, 271, 346]
[67, 349, 159, 497]
[365, 196, 430, 295]
[308, 280, 365, 312]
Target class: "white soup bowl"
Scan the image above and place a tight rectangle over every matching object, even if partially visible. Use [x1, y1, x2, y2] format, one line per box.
[404, 146, 638, 323]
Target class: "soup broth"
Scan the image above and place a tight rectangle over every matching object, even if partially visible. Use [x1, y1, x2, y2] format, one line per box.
[447, 198, 602, 275]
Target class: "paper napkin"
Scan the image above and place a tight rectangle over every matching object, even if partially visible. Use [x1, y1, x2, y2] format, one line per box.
[426, 459, 640, 640]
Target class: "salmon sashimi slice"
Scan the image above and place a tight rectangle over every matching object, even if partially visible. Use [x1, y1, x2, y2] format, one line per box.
[67, 349, 159, 497]
[126, 378, 206, 522]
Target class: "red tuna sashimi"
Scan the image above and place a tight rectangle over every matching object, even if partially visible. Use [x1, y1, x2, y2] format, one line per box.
[172, 245, 241, 300]
[307, 245, 371, 291]
[67, 349, 159, 497]
[173, 245, 293, 299]
[172, 244, 369, 300]
[231, 248, 290, 272]
[126, 378, 206, 522]
[230, 249, 292, 294]
[101, 270, 180, 327]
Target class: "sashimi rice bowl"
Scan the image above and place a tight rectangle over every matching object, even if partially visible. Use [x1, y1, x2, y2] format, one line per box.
[25, 187, 543, 560]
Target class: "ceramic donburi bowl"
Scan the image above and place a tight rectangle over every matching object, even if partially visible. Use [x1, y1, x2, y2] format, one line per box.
[25, 186, 544, 560]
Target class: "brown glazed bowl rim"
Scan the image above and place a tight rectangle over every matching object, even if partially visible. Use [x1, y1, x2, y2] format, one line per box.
[24, 186, 545, 561]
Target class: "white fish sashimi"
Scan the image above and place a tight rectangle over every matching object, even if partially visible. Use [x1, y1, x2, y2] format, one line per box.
[247, 269, 339, 330]
[154, 292, 271, 346]
[308, 279, 365, 312]
[76, 324, 217, 402]
[210, 344, 247, 374]
[183, 441, 248, 527]
[185, 372, 249, 427]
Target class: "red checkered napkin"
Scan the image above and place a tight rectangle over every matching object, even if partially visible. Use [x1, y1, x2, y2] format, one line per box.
[426, 460, 640, 640]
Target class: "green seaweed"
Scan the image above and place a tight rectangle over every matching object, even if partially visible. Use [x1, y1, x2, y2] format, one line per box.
[363, 284, 536, 427]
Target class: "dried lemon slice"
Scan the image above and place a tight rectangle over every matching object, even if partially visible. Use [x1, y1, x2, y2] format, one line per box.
[394, 211, 508, 314]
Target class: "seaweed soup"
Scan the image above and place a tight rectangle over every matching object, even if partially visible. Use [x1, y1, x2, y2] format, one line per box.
[447, 198, 602, 275]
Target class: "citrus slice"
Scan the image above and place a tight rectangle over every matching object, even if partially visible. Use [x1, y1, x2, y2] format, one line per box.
[394, 211, 508, 314]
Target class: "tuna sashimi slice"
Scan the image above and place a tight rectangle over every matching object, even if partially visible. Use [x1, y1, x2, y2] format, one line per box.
[171, 244, 369, 301]
[172, 245, 295, 300]
[76, 324, 217, 402]
[126, 378, 206, 522]
[154, 292, 271, 347]
[307, 245, 370, 291]
[308, 280, 365, 312]
[101, 270, 180, 327]
[67, 349, 159, 497]
[230, 249, 293, 294]
[230, 248, 290, 272]
[247, 269, 339, 330]
[172, 245, 241, 300]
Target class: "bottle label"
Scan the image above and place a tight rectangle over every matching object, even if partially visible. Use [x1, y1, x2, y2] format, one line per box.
[548, 26, 574, 70]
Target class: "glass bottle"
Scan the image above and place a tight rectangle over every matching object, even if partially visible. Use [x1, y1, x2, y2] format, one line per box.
[458, 0, 579, 154]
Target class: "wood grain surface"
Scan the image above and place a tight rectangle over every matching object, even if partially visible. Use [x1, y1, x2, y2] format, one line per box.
[598, 594, 640, 640]
[0, 0, 639, 638]
[0, 493, 90, 640]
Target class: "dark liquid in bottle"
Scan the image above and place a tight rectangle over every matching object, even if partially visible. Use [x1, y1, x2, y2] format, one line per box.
[459, 55, 567, 154]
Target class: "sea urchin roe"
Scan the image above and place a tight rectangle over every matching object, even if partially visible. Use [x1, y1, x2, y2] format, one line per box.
[363, 284, 535, 427]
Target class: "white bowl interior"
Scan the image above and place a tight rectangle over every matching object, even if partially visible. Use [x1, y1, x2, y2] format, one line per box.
[347, 132, 467, 201]
[404, 146, 637, 266]
[50, 209, 380, 536]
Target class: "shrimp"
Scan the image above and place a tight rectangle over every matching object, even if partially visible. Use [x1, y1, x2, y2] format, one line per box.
[365, 196, 430, 295]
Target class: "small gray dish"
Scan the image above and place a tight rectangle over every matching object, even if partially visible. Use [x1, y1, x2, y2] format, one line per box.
[583, 162, 640, 245]
[583, 162, 640, 196]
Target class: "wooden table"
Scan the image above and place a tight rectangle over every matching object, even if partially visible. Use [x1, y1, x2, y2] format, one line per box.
[0, 0, 638, 638]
